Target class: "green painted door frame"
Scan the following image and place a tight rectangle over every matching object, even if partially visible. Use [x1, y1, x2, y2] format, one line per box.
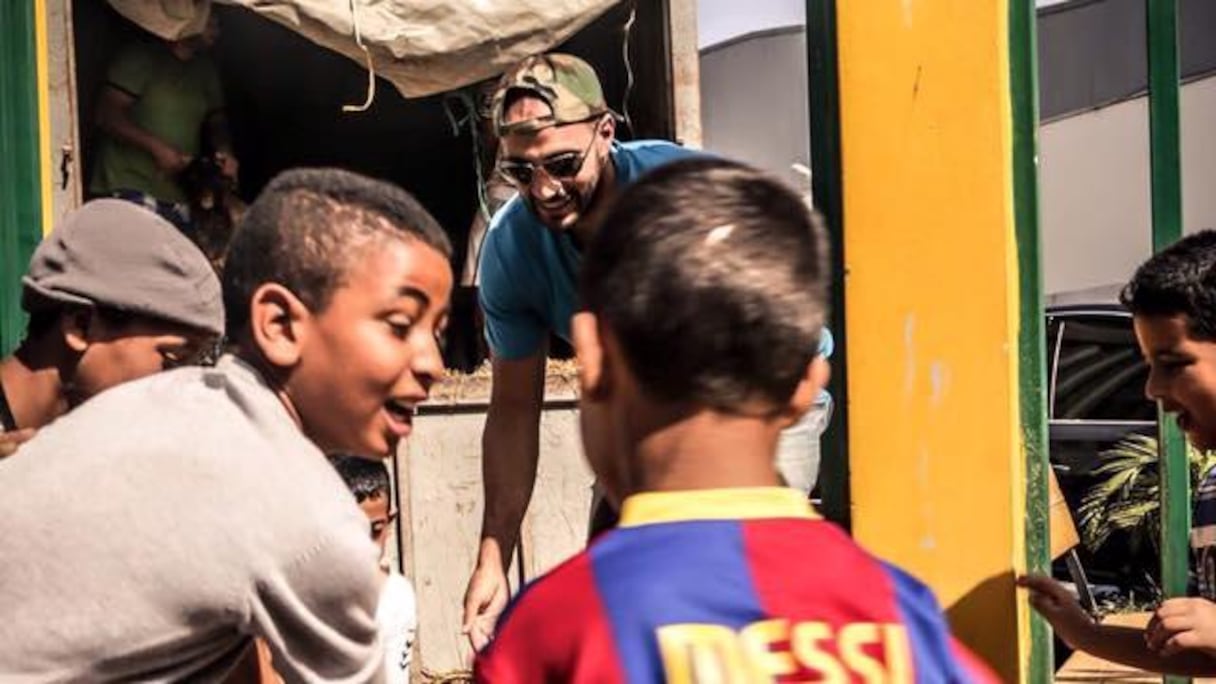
[804, 0, 849, 530]
[0, 3, 44, 354]
[1010, 0, 1053, 679]
[1147, 1, 1189, 681]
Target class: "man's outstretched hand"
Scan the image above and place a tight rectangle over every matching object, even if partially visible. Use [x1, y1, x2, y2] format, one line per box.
[462, 550, 510, 652]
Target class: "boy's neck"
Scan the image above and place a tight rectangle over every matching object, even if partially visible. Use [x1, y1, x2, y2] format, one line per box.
[233, 348, 306, 431]
[630, 410, 785, 495]
[0, 344, 70, 430]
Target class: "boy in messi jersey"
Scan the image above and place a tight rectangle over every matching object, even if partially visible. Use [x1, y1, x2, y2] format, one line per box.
[473, 157, 996, 683]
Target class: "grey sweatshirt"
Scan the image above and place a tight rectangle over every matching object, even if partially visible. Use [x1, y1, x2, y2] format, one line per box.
[0, 355, 385, 683]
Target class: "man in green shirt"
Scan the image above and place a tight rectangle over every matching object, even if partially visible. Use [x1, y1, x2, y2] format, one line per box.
[90, 11, 237, 230]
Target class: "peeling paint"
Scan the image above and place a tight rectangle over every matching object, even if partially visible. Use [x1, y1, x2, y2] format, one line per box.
[917, 445, 934, 549]
[903, 314, 917, 398]
[929, 361, 950, 407]
[916, 445, 931, 491]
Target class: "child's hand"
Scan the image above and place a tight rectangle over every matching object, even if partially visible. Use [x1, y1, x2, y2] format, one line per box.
[0, 428, 36, 458]
[1017, 574, 1097, 648]
[1146, 598, 1216, 657]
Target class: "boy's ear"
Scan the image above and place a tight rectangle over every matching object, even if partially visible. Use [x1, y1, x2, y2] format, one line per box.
[572, 312, 610, 400]
[60, 307, 96, 353]
[782, 356, 830, 428]
[248, 283, 311, 369]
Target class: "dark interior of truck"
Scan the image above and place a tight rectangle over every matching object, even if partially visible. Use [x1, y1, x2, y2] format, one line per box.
[72, 0, 676, 370]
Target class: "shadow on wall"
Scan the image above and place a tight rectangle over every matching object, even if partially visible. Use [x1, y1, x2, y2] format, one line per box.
[947, 571, 1019, 683]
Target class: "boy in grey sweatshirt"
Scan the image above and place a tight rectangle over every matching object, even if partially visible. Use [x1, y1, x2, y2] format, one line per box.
[0, 168, 452, 682]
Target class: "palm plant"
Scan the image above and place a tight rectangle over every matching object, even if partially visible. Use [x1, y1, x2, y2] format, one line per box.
[1077, 433, 1216, 558]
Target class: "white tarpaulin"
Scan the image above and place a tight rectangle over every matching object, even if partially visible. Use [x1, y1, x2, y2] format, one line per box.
[106, 0, 619, 98]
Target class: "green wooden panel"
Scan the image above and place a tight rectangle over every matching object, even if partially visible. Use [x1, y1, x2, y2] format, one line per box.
[1010, 0, 1054, 679]
[1146, 1, 1188, 681]
[805, 0, 850, 530]
[0, 3, 43, 354]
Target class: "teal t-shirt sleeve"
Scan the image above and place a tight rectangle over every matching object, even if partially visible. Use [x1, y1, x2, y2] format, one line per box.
[106, 44, 154, 98]
[814, 327, 834, 406]
[478, 225, 547, 360]
[818, 327, 834, 359]
[621, 140, 701, 179]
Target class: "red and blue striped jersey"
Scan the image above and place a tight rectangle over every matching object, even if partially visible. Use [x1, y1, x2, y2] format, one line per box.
[476, 488, 997, 683]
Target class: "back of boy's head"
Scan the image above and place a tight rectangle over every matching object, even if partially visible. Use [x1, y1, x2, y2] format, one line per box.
[327, 454, 391, 503]
[1121, 229, 1216, 341]
[580, 157, 829, 413]
[222, 168, 452, 339]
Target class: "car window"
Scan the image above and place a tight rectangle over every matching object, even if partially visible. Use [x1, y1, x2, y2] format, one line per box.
[1050, 316, 1154, 422]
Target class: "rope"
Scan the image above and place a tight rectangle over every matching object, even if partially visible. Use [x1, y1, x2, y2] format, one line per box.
[342, 0, 377, 113]
[420, 669, 473, 683]
[442, 89, 497, 286]
[620, 3, 637, 134]
[442, 91, 493, 224]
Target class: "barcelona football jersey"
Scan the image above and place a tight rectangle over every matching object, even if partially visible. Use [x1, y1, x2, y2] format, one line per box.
[475, 487, 996, 683]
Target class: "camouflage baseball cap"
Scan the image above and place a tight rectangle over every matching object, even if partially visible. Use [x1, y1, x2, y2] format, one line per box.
[492, 53, 615, 136]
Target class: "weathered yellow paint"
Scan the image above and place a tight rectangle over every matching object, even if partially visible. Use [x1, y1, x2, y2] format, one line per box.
[35, 0, 52, 236]
[836, 1, 1029, 680]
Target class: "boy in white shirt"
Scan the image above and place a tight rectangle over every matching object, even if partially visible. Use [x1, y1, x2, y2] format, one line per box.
[330, 454, 418, 683]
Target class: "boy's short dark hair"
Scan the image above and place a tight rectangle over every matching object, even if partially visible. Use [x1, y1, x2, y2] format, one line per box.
[580, 157, 829, 414]
[222, 168, 452, 338]
[327, 454, 391, 504]
[1120, 229, 1216, 341]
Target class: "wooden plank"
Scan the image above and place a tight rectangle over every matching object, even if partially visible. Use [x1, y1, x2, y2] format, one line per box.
[522, 408, 595, 581]
[42, 0, 84, 226]
[665, 0, 702, 148]
[401, 404, 590, 675]
[1055, 613, 1216, 683]
[402, 411, 486, 676]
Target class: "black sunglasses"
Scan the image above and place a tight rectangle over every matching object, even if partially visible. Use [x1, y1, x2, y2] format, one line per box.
[498, 133, 598, 187]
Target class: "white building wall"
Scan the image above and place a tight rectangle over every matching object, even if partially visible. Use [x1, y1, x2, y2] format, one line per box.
[700, 29, 810, 193]
[1040, 75, 1216, 293]
[699, 26, 1216, 296]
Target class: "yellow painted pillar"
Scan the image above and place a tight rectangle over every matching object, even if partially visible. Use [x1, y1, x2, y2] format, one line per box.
[35, 0, 53, 236]
[836, 1, 1038, 680]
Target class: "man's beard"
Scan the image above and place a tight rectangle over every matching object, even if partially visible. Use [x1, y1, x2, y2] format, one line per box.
[525, 154, 607, 232]
[525, 183, 592, 232]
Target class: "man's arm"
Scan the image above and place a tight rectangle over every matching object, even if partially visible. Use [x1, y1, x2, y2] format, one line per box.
[95, 85, 190, 174]
[95, 86, 190, 175]
[462, 350, 546, 649]
[1020, 574, 1216, 676]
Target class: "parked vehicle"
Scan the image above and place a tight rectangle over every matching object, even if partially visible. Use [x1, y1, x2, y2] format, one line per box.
[1046, 284, 1160, 599]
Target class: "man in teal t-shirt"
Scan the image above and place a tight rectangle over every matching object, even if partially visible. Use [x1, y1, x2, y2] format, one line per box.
[461, 53, 837, 651]
[461, 54, 695, 651]
[90, 11, 237, 230]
